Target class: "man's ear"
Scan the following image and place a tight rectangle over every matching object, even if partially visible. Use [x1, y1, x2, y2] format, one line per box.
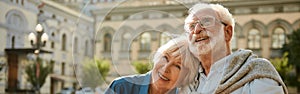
[224, 25, 233, 42]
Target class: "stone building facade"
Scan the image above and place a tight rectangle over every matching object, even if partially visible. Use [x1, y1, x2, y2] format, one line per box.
[0, 0, 93, 93]
[92, 0, 300, 80]
[0, 0, 300, 93]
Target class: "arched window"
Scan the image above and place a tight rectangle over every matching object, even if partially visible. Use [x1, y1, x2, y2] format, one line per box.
[122, 33, 131, 51]
[248, 29, 260, 49]
[7, 11, 25, 29]
[11, 36, 15, 49]
[140, 32, 151, 51]
[62, 34, 66, 51]
[51, 32, 55, 49]
[272, 27, 285, 49]
[104, 33, 112, 52]
[160, 32, 171, 46]
[61, 62, 65, 75]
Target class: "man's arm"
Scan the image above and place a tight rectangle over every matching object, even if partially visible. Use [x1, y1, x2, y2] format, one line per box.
[232, 78, 285, 94]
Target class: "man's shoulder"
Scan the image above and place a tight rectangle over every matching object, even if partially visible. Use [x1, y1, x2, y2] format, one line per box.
[247, 57, 271, 64]
[232, 49, 271, 64]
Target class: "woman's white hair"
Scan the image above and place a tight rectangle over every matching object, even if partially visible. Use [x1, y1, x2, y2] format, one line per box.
[152, 35, 199, 88]
[184, 3, 235, 32]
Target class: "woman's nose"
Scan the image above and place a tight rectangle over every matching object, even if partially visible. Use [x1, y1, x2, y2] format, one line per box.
[162, 64, 171, 73]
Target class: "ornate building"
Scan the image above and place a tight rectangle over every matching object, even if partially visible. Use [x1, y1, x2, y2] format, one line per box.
[0, 0, 300, 93]
[0, 0, 93, 93]
[92, 0, 300, 80]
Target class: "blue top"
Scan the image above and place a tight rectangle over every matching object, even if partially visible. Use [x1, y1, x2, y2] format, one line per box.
[104, 71, 177, 94]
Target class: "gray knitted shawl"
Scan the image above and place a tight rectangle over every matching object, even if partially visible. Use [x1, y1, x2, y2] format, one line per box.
[215, 49, 288, 94]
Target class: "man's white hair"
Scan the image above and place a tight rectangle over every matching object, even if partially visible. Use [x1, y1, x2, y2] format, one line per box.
[184, 3, 235, 33]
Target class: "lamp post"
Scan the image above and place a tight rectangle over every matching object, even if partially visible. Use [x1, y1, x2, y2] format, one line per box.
[29, 24, 48, 51]
[28, 24, 48, 93]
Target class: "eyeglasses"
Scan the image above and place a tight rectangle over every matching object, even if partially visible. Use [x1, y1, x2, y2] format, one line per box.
[187, 15, 227, 31]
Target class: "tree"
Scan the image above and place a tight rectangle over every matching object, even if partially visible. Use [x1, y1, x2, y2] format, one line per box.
[95, 59, 110, 81]
[132, 61, 153, 74]
[270, 52, 294, 85]
[25, 57, 52, 93]
[80, 59, 110, 89]
[282, 28, 300, 91]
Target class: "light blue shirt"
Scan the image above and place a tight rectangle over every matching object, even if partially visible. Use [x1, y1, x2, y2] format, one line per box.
[105, 71, 177, 94]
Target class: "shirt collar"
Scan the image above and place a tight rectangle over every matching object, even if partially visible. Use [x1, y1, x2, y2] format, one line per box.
[211, 56, 229, 73]
[198, 55, 230, 73]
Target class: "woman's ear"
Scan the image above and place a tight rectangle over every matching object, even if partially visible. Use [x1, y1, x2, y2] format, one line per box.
[224, 25, 233, 42]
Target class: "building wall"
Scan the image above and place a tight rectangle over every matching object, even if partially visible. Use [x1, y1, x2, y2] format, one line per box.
[93, 0, 300, 78]
[0, 0, 94, 93]
[0, 0, 38, 92]
[1, 0, 300, 92]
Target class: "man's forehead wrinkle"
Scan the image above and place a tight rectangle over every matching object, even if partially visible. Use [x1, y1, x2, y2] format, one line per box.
[192, 8, 218, 18]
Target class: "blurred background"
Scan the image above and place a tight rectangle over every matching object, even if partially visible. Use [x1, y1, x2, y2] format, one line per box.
[0, 0, 299, 93]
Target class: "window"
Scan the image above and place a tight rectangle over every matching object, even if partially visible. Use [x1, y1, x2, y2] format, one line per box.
[11, 36, 15, 49]
[52, 15, 56, 19]
[121, 33, 131, 51]
[8, 13, 23, 28]
[104, 33, 112, 52]
[21, 0, 24, 5]
[61, 62, 65, 75]
[62, 34, 66, 51]
[160, 32, 171, 46]
[51, 32, 55, 49]
[51, 42, 55, 49]
[248, 29, 260, 49]
[272, 27, 285, 49]
[140, 32, 151, 51]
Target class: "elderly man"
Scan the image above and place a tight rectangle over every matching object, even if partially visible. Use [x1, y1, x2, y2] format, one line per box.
[184, 3, 288, 94]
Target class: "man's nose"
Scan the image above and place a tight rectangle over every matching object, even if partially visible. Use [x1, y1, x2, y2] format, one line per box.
[193, 23, 204, 34]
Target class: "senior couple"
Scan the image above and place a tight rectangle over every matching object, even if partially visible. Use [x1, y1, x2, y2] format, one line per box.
[105, 3, 288, 94]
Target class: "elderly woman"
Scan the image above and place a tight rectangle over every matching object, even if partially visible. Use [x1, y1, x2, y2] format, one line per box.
[104, 36, 199, 94]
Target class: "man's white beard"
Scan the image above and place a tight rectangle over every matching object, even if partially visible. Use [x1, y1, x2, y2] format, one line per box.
[189, 29, 226, 57]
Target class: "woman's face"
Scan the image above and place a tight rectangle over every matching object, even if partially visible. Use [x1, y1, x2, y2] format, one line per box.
[151, 49, 182, 90]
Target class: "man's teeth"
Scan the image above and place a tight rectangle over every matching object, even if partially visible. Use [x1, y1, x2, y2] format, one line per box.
[159, 73, 169, 81]
[196, 37, 207, 42]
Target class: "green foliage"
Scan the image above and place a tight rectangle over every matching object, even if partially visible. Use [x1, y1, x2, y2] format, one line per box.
[25, 57, 52, 92]
[95, 59, 110, 80]
[81, 59, 110, 89]
[132, 61, 153, 74]
[270, 52, 296, 85]
[282, 28, 300, 88]
[282, 28, 300, 66]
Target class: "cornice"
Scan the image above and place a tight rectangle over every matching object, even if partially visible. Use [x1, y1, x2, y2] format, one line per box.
[92, 4, 188, 15]
[41, 0, 93, 23]
[92, 0, 300, 15]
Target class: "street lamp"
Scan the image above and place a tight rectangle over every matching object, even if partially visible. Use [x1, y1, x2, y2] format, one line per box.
[28, 24, 48, 93]
[28, 24, 48, 52]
